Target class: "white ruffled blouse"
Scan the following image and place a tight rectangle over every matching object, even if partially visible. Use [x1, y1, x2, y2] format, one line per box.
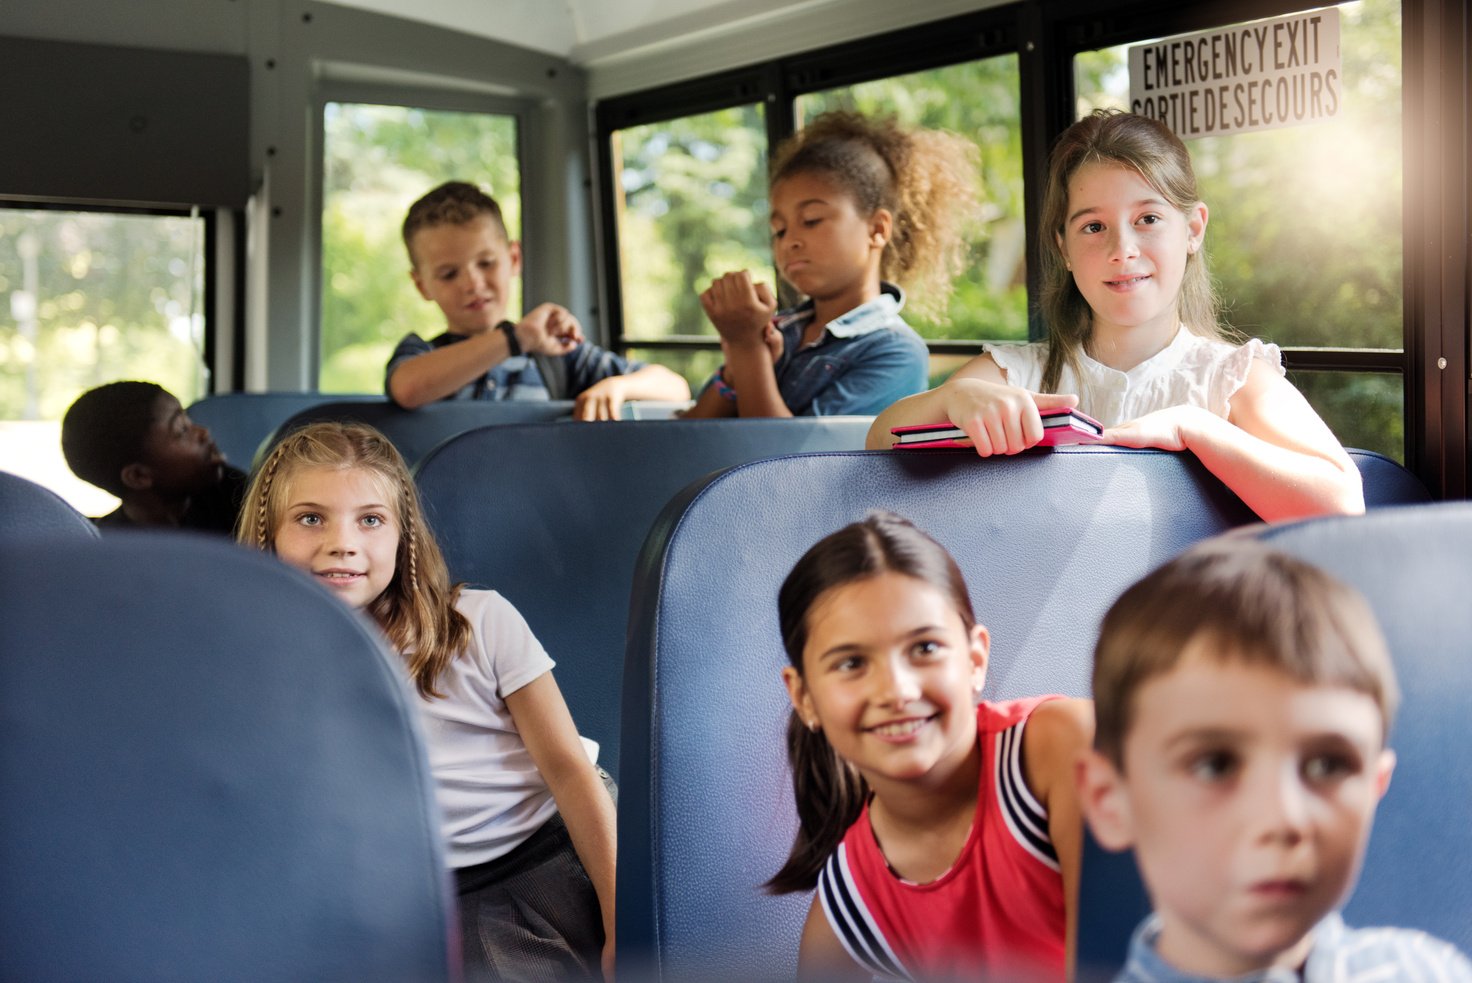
[983, 327, 1283, 428]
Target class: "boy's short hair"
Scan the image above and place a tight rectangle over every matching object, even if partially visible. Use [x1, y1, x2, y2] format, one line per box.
[401, 181, 508, 262]
[61, 380, 168, 496]
[1093, 538, 1399, 767]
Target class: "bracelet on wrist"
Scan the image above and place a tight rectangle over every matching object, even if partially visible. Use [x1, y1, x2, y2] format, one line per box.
[714, 366, 737, 402]
[497, 320, 522, 357]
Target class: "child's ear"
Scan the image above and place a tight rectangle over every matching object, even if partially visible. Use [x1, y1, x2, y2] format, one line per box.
[868, 208, 893, 248]
[1076, 749, 1135, 852]
[781, 666, 817, 731]
[1186, 200, 1208, 254]
[969, 623, 990, 695]
[1374, 748, 1396, 799]
[119, 462, 153, 492]
[507, 239, 524, 276]
[1055, 232, 1071, 272]
[409, 266, 432, 301]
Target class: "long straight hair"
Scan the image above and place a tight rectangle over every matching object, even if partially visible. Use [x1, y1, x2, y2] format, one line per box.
[1039, 109, 1228, 394]
[766, 511, 977, 894]
[237, 422, 471, 698]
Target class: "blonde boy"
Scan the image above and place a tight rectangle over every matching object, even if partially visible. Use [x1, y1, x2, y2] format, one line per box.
[385, 181, 688, 420]
[1078, 540, 1471, 981]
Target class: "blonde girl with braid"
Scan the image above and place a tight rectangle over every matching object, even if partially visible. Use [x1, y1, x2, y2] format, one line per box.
[238, 422, 616, 982]
[684, 110, 979, 418]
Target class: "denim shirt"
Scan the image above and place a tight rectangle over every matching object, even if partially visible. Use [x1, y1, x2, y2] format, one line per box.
[1116, 912, 1472, 983]
[385, 329, 640, 404]
[701, 283, 928, 416]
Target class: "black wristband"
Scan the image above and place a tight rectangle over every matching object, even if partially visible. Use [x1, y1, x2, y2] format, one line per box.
[497, 320, 522, 357]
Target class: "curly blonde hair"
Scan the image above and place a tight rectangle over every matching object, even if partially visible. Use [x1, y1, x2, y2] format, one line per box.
[237, 422, 471, 698]
[772, 111, 980, 318]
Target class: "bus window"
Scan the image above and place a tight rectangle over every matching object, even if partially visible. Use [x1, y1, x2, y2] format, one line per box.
[610, 103, 769, 389]
[320, 102, 521, 393]
[1289, 368, 1403, 460]
[1073, 0, 1404, 460]
[0, 206, 206, 513]
[797, 54, 1027, 351]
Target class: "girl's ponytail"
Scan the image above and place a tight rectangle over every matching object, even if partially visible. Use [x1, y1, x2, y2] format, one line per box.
[766, 714, 868, 894]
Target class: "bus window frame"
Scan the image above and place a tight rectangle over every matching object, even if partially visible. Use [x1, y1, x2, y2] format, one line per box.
[594, 0, 1469, 497]
[311, 80, 533, 389]
[0, 197, 223, 396]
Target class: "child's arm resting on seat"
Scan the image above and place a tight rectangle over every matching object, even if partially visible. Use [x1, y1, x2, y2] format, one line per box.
[506, 671, 618, 980]
[1023, 696, 1094, 978]
[866, 353, 1078, 454]
[573, 363, 691, 421]
[1104, 357, 1364, 521]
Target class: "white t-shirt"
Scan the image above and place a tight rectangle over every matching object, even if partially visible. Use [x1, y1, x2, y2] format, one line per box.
[413, 588, 562, 868]
[984, 327, 1282, 428]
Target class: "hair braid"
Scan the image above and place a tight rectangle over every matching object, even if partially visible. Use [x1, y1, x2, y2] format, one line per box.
[251, 444, 287, 550]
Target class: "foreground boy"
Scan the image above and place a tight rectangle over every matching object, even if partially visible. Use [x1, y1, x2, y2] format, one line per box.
[385, 181, 688, 420]
[61, 380, 246, 534]
[1078, 540, 1471, 981]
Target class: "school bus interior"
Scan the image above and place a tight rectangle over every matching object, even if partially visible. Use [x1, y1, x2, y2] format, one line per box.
[1, 0, 1469, 978]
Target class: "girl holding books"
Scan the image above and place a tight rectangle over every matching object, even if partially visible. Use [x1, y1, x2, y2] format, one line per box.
[869, 110, 1362, 522]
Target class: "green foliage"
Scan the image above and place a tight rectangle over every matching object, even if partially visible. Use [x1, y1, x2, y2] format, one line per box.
[0, 209, 205, 422]
[616, 104, 772, 341]
[319, 103, 521, 393]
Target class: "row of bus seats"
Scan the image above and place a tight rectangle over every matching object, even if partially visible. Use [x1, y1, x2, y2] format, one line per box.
[186, 392, 695, 471]
[1, 419, 1458, 981]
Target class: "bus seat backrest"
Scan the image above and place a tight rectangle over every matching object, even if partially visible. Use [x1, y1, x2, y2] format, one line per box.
[0, 470, 100, 543]
[413, 417, 873, 779]
[186, 392, 375, 471]
[1253, 502, 1472, 953]
[264, 398, 576, 469]
[616, 446, 1431, 980]
[0, 535, 453, 983]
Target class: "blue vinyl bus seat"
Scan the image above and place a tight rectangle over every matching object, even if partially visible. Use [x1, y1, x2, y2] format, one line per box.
[263, 397, 576, 469]
[186, 391, 375, 470]
[0, 469, 100, 544]
[0, 535, 454, 983]
[413, 416, 873, 780]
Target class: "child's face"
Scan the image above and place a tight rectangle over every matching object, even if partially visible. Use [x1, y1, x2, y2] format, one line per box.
[1056, 161, 1206, 343]
[782, 572, 987, 792]
[1079, 647, 1394, 978]
[272, 465, 401, 610]
[138, 392, 226, 495]
[769, 172, 888, 304]
[409, 216, 522, 336]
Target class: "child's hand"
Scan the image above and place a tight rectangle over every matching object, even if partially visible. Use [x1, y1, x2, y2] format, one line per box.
[762, 322, 784, 364]
[573, 376, 627, 421]
[700, 271, 778, 348]
[517, 303, 584, 356]
[1104, 405, 1208, 452]
[720, 324, 785, 393]
[942, 378, 1080, 456]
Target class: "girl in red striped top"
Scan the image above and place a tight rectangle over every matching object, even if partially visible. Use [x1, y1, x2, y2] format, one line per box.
[771, 511, 1093, 981]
